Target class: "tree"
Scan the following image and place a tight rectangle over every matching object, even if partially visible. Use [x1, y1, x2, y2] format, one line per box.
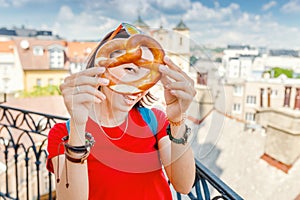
[272, 67, 293, 78]
[20, 85, 61, 97]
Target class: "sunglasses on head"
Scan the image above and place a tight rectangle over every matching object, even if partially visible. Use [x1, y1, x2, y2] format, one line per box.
[107, 22, 143, 41]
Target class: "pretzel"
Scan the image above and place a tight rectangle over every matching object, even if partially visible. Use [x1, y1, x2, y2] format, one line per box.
[95, 34, 165, 94]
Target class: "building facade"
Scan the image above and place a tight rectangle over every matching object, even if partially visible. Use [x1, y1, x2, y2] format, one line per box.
[134, 17, 191, 75]
[0, 38, 24, 95]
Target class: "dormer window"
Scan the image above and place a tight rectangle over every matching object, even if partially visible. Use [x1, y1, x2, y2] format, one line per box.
[33, 46, 44, 56]
[48, 44, 65, 69]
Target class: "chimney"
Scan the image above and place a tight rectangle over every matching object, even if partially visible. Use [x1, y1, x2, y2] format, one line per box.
[283, 86, 292, 107]
[267, 88, 271, 107]
[294, 88, 300, 110]
[197, 72, 208, 85]
[260, 88, 264, 107]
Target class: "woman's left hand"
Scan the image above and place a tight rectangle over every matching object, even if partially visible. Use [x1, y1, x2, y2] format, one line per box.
[159, 56, 196, 122]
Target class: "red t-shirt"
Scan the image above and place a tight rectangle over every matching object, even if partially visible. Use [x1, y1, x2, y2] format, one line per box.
[47, 107, 172, 200]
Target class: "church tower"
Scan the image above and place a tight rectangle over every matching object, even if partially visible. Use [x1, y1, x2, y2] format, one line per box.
[133, 15, 150, 33]
[171, 19, 190, 73]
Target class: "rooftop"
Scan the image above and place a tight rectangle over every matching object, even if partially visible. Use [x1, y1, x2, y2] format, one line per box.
[133, 15, 149, 29]
[173, 19, 189, 31]
[195, 110, 300, 200]
[0, 26, 56, 38]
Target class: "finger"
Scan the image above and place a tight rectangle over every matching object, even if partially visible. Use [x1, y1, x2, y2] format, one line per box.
[169, 90, 194, 102]
[166, 82, 195, 95]
[64, 67, 106, 83]
[66, 76, 109, 88]
[64, 85, 106, 101]
[160, 74, 172, 86]
[78, 67, 106, 77]
[65, 93, 104, 105]
[163, 56, 194, 84]
[159, 65, 185, 82]
[97, 59, 115, 67]
[163, 56, 182, 72]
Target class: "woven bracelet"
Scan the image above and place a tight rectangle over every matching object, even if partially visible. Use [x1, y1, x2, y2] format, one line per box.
[63, 132, 95, 153]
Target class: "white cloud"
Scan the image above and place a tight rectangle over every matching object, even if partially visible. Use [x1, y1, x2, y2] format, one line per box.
[57, 5, 74, 21]
[262, 1, 277, 11]
[281, 0, 300, 13]
[82, 0, 154, 20]
[44, 0, 300, 49]
[1, 0, 50, 7]
[181, 1, 300, 49]
[0, 0, 9, 7]
[53, 5, 119, 40]
[184, 2, 240, 22]
[152, 0, 191, 13]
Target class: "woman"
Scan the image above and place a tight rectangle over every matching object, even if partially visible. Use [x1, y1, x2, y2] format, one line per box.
[47, 23, 196, 199]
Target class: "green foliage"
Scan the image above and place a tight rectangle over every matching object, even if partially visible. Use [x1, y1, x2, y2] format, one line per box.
[215, 57, 222, 63]
[272, 67, 293, 78]
[20, 85, 61, 97]
[212, 47, 225, 53]
[190, 55, 198, 66]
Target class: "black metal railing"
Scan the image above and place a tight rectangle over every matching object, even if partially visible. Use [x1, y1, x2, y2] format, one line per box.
[0, 104, 243, 200]
[0, 105, 68, 200]
[179, 159, 243, 200]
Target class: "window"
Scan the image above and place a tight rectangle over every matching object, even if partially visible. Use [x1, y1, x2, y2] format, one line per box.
[48, 46, 65, 69]
[179, 37, 183, 46]
[233, 86, 243, 96]
[33, 46, 44, 56]
[246, 96, 256, 105]
[245, 112, 255, 121]
[36, 78, 42, 86]
[233, 103, 241, 113]
[48, 78, 54, 85]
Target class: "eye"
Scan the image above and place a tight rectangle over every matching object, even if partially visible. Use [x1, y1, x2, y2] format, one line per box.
[124, 67, 137, 73]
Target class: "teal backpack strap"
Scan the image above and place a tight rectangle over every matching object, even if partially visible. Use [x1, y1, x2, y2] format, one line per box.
[66, 119, 70, 134]
[137, 107, 158, 135]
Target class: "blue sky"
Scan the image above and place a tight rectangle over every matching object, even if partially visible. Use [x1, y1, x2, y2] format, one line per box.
[1, 0, 300, 49]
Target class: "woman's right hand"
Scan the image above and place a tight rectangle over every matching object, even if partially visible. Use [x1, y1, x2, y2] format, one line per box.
[59, 67, 109, 128]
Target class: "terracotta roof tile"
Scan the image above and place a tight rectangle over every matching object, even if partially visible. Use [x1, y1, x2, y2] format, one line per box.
[66, 41, 98, 63]
[0, 40, 15, 53]
[14, 37, 68, 70]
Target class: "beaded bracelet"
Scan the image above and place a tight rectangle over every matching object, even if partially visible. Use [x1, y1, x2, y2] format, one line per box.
[62, 132, 95, 163]
[56, 132, 95, 188]
[63, 132, 95, 154]
[166, 124, 191, 145]
[168, 113, 186, 126]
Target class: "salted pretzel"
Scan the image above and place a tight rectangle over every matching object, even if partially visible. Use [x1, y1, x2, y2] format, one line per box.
[95, 34, 165, 94]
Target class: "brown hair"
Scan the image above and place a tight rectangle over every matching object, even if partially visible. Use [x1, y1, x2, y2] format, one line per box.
[86, 28, 157, 108]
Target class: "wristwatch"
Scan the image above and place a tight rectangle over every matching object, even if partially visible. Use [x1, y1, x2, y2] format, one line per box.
[166, 124, 191, 145]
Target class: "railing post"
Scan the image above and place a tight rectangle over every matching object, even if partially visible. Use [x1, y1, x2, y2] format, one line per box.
[294, 87, 300, 110]
[260, 88, 264, 107]
[284, 86, 292, 107]
[267, 87, 271, 107]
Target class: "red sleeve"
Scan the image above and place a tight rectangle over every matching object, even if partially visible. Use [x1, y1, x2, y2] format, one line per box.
[46, 123, 68, 173]
[151, 108, 169, 142]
